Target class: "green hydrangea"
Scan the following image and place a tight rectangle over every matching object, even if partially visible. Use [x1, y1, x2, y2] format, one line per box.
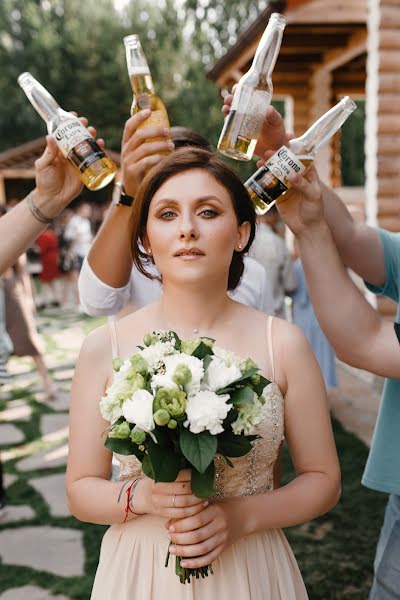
[112, 357, 123, 372]
[130, 354, 149, 375]
[109, 421, 131, 439]
[231, 398, 264, 436]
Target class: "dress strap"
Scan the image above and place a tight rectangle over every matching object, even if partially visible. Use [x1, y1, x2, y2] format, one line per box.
[267, 315, 275, 382]
[108, 316, 119, 359]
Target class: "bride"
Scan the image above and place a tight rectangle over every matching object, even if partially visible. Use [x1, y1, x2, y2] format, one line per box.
[66, 147, 340, 599]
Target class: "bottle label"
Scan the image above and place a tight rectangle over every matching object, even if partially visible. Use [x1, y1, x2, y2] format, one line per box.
[267, 145, 307, 185]
[53, 118, 105, 172]
[246, 146, 307, 204]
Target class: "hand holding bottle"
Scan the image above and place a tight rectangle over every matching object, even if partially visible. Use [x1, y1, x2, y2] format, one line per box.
[120, 110, 174, 198]
[276, 164, 324, 238]
[34, 115, 105, 218]
[222, 92, 289, 158]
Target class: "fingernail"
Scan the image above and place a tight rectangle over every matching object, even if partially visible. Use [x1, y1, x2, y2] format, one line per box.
[167, 141, 175, 150]
[164, 128, 170, 135]
[181, 561, 187, 567]
[143, 108, 151, 116]
[169, 546, 176, 554]
[203, 500, 209, 507]
[169, 525, 175, 533]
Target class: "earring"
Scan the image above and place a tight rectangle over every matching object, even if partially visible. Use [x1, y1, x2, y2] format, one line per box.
[238, 243, 242, 250]
[147, 248, 152, 255]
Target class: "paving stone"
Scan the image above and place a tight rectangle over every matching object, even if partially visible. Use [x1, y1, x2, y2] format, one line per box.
[0, 424, 25, 445]
[0, 504, 35, 524]
[4, 473, 17, 488]
[17, 444, 68, 472]
[29, 473, 69, 518]
[0, 400, 32, 422]
[0, 585, 71, 599]
[0, 527, 84, 577]
[40, 413, 69, 437]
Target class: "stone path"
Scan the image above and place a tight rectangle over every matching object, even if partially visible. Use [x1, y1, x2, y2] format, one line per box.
[0, 308, 104, 600]
[0, 307, 382, 599]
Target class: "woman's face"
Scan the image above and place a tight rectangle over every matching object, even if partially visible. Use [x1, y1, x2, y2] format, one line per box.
[144, 169, 250, 289]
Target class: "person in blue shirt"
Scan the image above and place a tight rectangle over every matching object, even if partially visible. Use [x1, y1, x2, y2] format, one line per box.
[222, 93, 400, 597]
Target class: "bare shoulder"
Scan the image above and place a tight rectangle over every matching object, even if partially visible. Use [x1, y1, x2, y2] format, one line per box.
[78, 321, 113, 365]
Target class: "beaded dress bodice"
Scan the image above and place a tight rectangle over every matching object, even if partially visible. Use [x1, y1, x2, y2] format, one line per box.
[114, 381, 284, 498]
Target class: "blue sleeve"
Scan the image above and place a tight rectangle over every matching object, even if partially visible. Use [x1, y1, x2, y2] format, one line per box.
[364, 229, 400, 303]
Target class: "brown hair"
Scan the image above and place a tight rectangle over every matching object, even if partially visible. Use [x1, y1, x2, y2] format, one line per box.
[129, 147, 256, 290]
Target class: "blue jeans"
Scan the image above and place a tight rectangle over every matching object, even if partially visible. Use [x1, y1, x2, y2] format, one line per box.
[370, 494, 400, 599]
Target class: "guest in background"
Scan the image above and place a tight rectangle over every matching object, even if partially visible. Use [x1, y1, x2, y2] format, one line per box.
[63, 202, 93, 307]
[250, 206, 296, 319]
[36, 225, 60, 308]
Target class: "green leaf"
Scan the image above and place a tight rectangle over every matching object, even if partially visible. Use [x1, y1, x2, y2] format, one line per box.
[230, 385, 254, 406]
[172, 332, 181, 350]
[253, 375, 271, 396]
[142, 454, 155, 480]
[191, 461, 215, 498]
[220, 454, 234, 468]
[217, 431, 253, 457]
[147, 438, 180, 483]
[238, 367, 259, 381]
[192, 341, 214, 360]
[104, 437, 135, 456]
[180, 429, 217, 473]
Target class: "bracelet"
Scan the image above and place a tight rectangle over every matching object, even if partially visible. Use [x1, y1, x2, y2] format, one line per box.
[123, 477, 145, 522]
[26, 192, 53, 224]
[113, 181, 134, 207]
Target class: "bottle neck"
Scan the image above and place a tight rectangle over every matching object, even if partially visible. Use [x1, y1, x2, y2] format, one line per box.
[251, 16, 285, 81]
[129, 67, 155, 96]
[294, 98, 356, 156]
[19, 76, 60, 123]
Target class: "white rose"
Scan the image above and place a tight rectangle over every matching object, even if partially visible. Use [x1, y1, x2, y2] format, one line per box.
[122, 389, 155, 432]
[201, 356, 242, 392]
[185, 390, 232, 435]
[150, 352, 204, 394]
[213, 345, 243, 369]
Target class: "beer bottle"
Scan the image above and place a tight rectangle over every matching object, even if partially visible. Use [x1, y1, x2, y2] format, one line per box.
[217, 12, 286, 162]
[124, 34, 170, 137]
[245, 96, 357, 214]
[18, 72, 117, 191]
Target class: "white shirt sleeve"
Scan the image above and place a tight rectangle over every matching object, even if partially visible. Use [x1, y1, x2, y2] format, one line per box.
[78, 257, 131, 316]
[229, 256, 274, 314]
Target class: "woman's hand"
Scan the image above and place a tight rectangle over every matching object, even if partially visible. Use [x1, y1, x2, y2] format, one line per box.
[120, 110, 174, 197]
[34, 114, 104, 217]
[167, 499, 244, 569]
[138, 470, 208, 520]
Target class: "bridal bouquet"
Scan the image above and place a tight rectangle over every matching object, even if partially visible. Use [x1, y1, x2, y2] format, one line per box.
[101, 330, 269, 583]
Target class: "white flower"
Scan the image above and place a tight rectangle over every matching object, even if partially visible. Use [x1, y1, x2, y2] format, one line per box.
[202, 356, 242, 392]
[122, 389, 155, 432]
[150, 352, 204, 394]
[100, 393, 123, 424]
[185, 390, 232, 435]
[231, 396, 265, 436]
[213, 345, 243, 369]
[139, 341, 177, 372]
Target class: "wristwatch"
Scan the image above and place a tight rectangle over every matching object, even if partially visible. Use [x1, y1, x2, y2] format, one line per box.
[113, 181, 134, 207]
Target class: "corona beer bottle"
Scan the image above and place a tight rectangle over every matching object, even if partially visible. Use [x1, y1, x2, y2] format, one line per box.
[124, 34, 170, 138]
[217, 12, 286, 161]
[18, 72, 117, 191]
[245, 96, 357, 214]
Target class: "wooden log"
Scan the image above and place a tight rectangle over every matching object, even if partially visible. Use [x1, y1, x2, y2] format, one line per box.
[378, 95, 400, 113]
[375, 196, 400, 216]
[379, 29, 400, 50]
[380, 7, 400, 28]
[378, 176, 400, 196]
[378, 115, 400, 134]
[379, 74, 400, 93]
[378, 50, 400, 72]
[377, 135, 400, 154]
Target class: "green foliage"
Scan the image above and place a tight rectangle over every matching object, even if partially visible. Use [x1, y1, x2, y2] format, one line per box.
[180, 428, 217, 473]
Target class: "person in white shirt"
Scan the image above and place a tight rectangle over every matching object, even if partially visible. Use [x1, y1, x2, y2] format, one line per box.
[250, 207, 296, 319]
[79, 254, 273, 317]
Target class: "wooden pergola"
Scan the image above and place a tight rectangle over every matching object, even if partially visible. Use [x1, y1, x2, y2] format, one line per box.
[0, 137, 121, 204]
[207, 0, 400, 232]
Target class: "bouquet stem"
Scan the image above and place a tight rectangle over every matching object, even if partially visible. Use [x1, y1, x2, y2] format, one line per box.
[165, 542, 213, 584]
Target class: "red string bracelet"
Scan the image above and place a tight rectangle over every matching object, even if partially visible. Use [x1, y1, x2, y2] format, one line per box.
[123, 477, 144, 522]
